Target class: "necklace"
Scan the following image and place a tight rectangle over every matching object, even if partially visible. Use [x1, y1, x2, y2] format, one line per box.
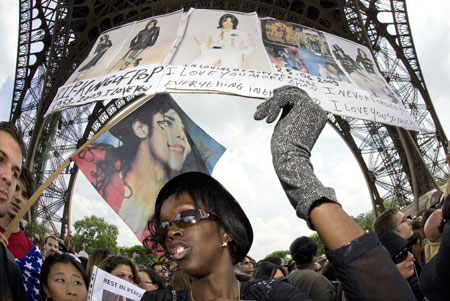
[189, 280, 241, 301]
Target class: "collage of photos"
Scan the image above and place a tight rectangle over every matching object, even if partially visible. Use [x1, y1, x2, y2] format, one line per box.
[326, 33, 400, 103]
[67, 9, 395, 103]
[65, 10, 184, 84]
[261, 18, 350, 83]
[61, 8, 401, 111]
[171, 9, 273, 71]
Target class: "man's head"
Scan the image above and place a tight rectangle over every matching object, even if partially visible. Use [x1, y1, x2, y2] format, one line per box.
[290, 236, 317, 268]
[0, 122, 24, 217]
[373, 208, 414, 240]
[151, 262, 169, 282]
[6, 167, 34, 220]
[238, 256, 255, 275]
[44, 235, 59, 257]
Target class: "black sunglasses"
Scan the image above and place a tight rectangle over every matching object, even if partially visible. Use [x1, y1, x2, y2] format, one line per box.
[393, 247, 411, 264]
[160, 209, 218, 236]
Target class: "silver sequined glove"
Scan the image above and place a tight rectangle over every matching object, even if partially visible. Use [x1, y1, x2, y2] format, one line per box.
[254, 85, 339, 228]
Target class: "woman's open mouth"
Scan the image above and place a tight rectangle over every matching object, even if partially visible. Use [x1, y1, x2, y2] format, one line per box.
[170, 241, 191, 260]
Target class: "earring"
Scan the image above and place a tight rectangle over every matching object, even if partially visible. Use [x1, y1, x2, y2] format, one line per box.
[222, 241, 228, 247]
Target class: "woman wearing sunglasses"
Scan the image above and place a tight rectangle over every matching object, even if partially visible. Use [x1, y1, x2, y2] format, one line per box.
[379, 232, 423, 300]
[142, 86, 416, 300]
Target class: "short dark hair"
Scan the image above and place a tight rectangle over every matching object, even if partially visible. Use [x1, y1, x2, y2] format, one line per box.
[373, 208, 399, 237]
[18, 167, 35, 198]
[40, 253, 89, 299]
[218, 14, 238, 29]
[0, 121, 25, 156]
[263, 256, 283, 266]
[141, 268, 167, 290]
[151, 261, 164, 270]
[290, 236, 317, 266]
[44, 235, 58, 245]
[253, 262, 286, 281]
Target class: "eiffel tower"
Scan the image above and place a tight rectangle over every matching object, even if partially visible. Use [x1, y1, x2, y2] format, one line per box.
[9, 0, 448, 237]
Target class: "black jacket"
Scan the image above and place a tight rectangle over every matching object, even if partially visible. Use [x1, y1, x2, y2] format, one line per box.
[0, 243, 27, 300]
[130, 27, 160, 50]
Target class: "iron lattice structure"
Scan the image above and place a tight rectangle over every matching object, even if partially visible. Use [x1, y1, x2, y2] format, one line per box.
[10, 0, 448, 236]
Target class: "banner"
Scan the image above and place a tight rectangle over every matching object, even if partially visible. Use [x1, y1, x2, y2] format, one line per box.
[72, 94, 226, 240]
[45, 8, 419, 131]
[88, 266, 145, 301]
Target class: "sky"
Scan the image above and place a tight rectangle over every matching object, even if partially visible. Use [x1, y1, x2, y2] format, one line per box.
[0, 1, 449, 260]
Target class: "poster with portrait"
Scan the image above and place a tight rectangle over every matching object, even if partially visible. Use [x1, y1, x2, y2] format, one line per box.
[170, 8, 273, 71]
[324, 32, 400, 103]
[72, 94, 226, 240]
[65, 10, 184, 84]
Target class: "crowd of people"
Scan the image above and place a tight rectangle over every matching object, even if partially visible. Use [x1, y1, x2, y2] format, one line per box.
[1, 86, 449, 300]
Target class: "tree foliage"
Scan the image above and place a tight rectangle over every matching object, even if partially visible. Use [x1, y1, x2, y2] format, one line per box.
[24, 221, 48, 243]
[309, 233, 325, 257]
[351, 211, 374, 232]
[117, 245, 159, 267]
[72, 215, 118, 254]
[264, 250, 291, 261]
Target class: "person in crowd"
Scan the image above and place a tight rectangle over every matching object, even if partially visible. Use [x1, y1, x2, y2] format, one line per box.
[77, 250, 89, 271]
[411, 229, 426, 268]
[288, 236, 336, 301]
[85, 248, 111, 280]
[419, 194, 450, 300]
[64, 233, 74, 253]
[0, 167, 35, 258]
[43, 235, 60, 257]
[285, 258, 296, 273]
[152, 261, 170, 284]
[139, 267, 167, 291]
[193, 13, 255, 68]
[142, 86, 415, 300]
[0, 166, 42, 300]
[253, 261, 286, 281]
[0, 122, 27, 299]
[379, 231, 423, 300]
[98, 255, 141, 286]
[315, 255, 327, 274]
[423, 208, 442, 263]
[373, 208, 414, 241]
[39, 252, 89, 301]
[373, 207, 424, 276]
[234, 255, 255, 281]
[31, 232, 43, 250]
[75, 94, 208, 236]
